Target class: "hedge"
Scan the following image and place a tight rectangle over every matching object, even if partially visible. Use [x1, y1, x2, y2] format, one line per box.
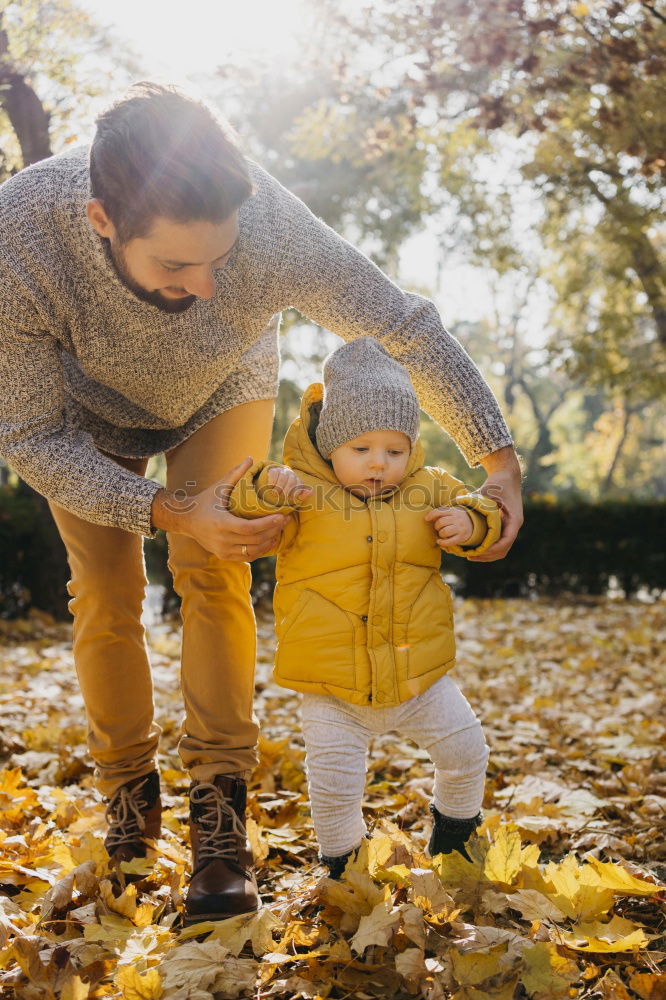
[449, 498, 665, 598]
[0, 491, 663, 620]
[0, 485, 70, 620]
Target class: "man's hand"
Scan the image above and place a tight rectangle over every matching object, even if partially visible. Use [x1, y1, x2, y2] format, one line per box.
[470, 446, 523, 562]
[425, 506, 474, 548]
[151, 457, 289, 561]
[265, 465, 312, 504]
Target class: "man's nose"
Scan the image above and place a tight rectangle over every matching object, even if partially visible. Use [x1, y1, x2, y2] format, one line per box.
[183, 267, 216, 299]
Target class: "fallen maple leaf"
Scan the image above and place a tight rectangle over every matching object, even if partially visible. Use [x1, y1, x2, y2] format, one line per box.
[395, 946, 427, 982]
[159, 940, 257, 998]
[483, 825, 523, 887]
[629, 973, 666, 1000]
[521, 941, 579, 999]
[350, 899, 400, 953]
[115, 964, 163, 1000]
[558, 914, 650, 953]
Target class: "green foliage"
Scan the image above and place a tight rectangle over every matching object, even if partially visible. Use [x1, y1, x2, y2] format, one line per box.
[265, 0, 665, 391]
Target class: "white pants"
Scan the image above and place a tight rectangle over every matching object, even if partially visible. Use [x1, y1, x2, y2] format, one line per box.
[301, 674, 489, 858]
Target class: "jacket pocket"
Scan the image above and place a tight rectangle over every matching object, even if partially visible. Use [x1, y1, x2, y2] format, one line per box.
[405, 574, 455, 679]
[275, 588, 357, 690]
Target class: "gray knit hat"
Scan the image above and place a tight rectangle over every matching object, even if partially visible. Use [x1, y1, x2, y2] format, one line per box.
[315, 337, 420, 459]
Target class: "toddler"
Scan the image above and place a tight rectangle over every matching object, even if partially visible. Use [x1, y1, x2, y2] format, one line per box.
[230, 337, 501, 876]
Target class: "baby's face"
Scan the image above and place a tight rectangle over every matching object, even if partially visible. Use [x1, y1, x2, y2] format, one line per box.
[330, 429, 412, 499]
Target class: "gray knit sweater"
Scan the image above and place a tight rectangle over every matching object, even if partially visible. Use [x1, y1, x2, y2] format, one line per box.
[0, 146, 512, 537]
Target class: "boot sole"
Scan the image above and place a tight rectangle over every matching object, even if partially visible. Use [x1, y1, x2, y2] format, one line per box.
[182, 901, 261, 927]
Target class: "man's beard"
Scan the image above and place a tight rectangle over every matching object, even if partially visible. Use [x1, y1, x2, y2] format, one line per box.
[106, 239, 197, 314]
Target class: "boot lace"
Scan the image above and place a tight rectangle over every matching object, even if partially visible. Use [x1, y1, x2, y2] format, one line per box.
[105, 777, 151, 850]
[190, 782, 247, 866]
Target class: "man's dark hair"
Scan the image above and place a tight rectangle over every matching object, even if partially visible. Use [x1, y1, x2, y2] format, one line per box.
[89, 81, 253, 242]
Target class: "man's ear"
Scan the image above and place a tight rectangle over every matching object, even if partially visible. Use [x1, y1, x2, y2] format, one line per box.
[86, 199, 116, 239]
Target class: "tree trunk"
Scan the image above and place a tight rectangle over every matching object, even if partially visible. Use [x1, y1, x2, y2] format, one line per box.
[0, 23, 52, 166]
[629, 231, 666, 349]
[602, 406, 632, 494]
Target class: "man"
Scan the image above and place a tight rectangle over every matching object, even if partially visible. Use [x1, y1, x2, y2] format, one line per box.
[0, 82, 522, 923]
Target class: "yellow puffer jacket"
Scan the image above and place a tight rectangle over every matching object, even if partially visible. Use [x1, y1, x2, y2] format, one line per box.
[229, 383, 501, 707]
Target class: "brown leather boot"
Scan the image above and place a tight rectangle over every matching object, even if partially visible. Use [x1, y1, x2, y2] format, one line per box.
[104, 770, 162, 867]
[184, 775, 259, 924]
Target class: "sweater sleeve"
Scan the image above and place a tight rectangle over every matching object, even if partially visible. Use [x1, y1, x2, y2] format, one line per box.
[265, 169, 513, 467]
[426, 467, 502, 558]
[0, 281, 162, 536]
[228, 460, 301, 553]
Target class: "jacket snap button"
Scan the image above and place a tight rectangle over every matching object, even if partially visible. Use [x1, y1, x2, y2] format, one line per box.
[361, 615, 368, 622]
[366, 535, 373, 542]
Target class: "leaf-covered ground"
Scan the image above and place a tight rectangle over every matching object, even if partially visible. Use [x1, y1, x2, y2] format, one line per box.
[0, 596, 664, 1000]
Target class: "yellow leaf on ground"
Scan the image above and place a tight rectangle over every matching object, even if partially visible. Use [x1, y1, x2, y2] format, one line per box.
[327, 937, 352, 963]
[434, 848, 484, 891]
[115, 965, 163, 1000]
[134, 903, 156, 927]
[411, 868, 456, 915]
[52, 832, 108, 876]
[367, 834, 396, 872]
[203, 910, 260, 955]
[100, 879, 137, 920]
[159, 940, 231, 993]
[396, 946, 427, 981]
[599, 970, 632, 1000]
[629, 973, 666, 1000]
[451, 946, 505, 986]
[83, 913, 138, 945]
[246, 817, 270, 864]
[543, 856, 615, 921]
[0, 769, 40, 813]
[586, 858, 662, 896]
[452, 979, 519, 1000]
[41, 869, 75, 918]
[61, 975, 90, 1000]
[521, 941, 579, 998]
[399, 902, 427, 948]
[483, 825, 523, 887]
[508, 889, 567, 923]
[560, 915, 649, 952]
[350, 899, 400, 953]
[318, 871, 386, 916]
[278, 919, 327, 951]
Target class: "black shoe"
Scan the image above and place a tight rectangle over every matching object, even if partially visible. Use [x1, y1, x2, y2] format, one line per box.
[428, 805, 482, 861]
[104, 770, 162, 867]
[321, 847, 358, 880]
[184, 775, 259, 924]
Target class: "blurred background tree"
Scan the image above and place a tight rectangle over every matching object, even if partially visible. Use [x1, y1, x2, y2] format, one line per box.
[208, 0, 665, 498]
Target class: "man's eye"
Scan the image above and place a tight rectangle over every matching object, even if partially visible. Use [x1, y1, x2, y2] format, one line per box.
[163, 265, 182, 273]
[354, 448, 368, 453]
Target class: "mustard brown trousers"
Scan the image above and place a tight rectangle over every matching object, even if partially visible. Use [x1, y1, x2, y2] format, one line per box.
[48, 399, 275, 797]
